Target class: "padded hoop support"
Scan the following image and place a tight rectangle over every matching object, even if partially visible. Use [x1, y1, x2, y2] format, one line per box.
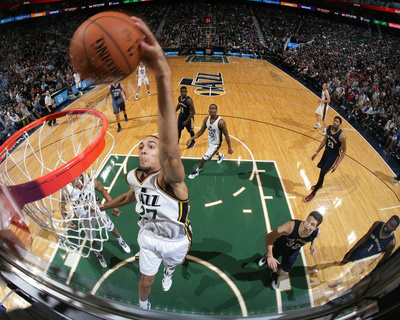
[0, 109, 108, 210]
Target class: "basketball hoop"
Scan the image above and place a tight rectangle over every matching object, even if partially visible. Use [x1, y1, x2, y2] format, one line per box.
[0, 109, 114, 257]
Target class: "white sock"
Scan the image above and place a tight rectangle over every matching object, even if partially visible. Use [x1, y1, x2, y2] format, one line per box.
[196, 167, 201, 173]
[117, 236, 123, 243]
[139, 299, 149, 309]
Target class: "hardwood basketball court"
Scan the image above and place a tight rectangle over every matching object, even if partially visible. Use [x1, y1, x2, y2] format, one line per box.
[2, 56, 399, 316]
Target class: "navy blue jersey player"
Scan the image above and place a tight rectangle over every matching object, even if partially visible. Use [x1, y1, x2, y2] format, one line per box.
[341, 215, 399, 269]
[305, 116, 347, 202]
[105, 82, 129, 133]
[176, 86, 196, 148]
[258, 211, 323, 289]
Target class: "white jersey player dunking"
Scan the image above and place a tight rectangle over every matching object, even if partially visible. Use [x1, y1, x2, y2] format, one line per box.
[99, 16, 191, 310]
[187, 104, 233, 179]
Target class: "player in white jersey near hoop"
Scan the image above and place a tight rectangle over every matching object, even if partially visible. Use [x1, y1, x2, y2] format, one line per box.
[187, 104, 233, 179]
[135, 61, 151, 100]
[314, 83, 331, 135]
[60, 173, 131, 268]
[99, 17, 192, 311]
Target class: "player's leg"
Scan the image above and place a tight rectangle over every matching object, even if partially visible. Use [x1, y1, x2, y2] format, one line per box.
[115, 113, 121, 132]
[314, 106, 321, 128]
[112, 102, 122, 132]
[146, 78, 150, 95]
[186, 118, 196, 149]
[137, 229, 163, 309]
[160, 234, 191, 292]
[271, 251, 297, 290]
[136, 79, 142, 100]
[305, 168, 327, 202]
[321, 105, 328, 135]
[120, 102, 128, 122]
[139, 274, 155, 309]
[188, 146, 216, 179]
[103, 212, 131, 253]
[177, 117, 185, 142]
[84, 217, 108, 268]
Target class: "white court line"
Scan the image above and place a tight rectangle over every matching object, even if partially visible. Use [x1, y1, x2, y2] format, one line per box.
[92, 256, 138, 294]
[90, 254, 248, 317]
[264, 196, 273, 200]
[274, 161, 316, 308]
[233, 187, 246, 197]
[379, 205, 400, 211]
[242, 209, 252, 213]
[187, 255, 248, 317]
[205, 200, 223, 207]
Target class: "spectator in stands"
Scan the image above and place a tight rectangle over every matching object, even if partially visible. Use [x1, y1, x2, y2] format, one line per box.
[68, 83, 77, 101]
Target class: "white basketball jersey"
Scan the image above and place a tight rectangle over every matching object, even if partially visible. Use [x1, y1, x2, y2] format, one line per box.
[127, 169, 190, 239]
[206, 116, 222, 147]
[138, 65, 147, 78]
[64, 174, 94, 218]
[321, 89, 329, 106]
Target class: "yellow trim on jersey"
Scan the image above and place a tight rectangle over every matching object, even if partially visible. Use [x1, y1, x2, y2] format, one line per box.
[133, 168, 161, 185]
[155, 179, 189, 203]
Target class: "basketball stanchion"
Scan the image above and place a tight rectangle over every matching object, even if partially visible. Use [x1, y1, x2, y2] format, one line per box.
[0, 109, 114, 257]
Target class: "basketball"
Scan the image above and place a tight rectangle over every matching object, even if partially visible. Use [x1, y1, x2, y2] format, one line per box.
[69, 11, 143, 84]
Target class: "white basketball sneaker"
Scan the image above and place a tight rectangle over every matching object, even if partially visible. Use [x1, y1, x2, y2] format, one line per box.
[217, 154, 225, 164]
[162, 268, 174, 291]
[188, 170, 199, 179]
[118, 240, 131, 253]
[96, 253, 107, 268]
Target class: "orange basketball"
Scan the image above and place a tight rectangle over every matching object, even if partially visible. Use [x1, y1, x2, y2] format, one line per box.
[69, 11, 143, 84]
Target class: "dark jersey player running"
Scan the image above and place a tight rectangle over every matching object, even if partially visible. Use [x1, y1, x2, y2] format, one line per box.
[176, 86, 196, 148]
[305, 116, 347, 202]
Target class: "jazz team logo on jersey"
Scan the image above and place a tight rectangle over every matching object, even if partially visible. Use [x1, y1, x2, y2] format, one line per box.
[179, 72, 226, 97]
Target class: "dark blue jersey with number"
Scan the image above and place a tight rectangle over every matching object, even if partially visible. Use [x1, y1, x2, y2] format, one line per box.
[178, 96, 192, 118]
[350, 222, 395, 261]
[275, 220, 319, 253]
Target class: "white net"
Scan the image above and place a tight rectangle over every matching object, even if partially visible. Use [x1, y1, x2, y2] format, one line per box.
[0, 111, 114, 258]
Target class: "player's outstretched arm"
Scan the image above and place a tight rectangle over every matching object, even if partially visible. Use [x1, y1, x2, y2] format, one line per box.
[94, 179, 121, 216]
[99, 188, 136, 211]
[265, 221, 294, 270]
[331, 132, 347, 172]
[376, 238, 396, 269]
[310, 229, 321, 255]
[312, 134, 328, 160]
[186, 116, 207, 146]
[219, 119, 233, 154]
[133, 17, 187, 199]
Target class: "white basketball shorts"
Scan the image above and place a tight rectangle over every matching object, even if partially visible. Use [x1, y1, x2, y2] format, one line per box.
[137, 228, 190, 276]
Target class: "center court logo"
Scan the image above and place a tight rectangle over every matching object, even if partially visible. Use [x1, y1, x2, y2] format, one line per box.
[179, 72, 226, 97]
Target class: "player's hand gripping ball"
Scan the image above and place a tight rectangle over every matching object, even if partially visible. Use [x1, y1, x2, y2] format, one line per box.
[69, 11, 143, 84]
